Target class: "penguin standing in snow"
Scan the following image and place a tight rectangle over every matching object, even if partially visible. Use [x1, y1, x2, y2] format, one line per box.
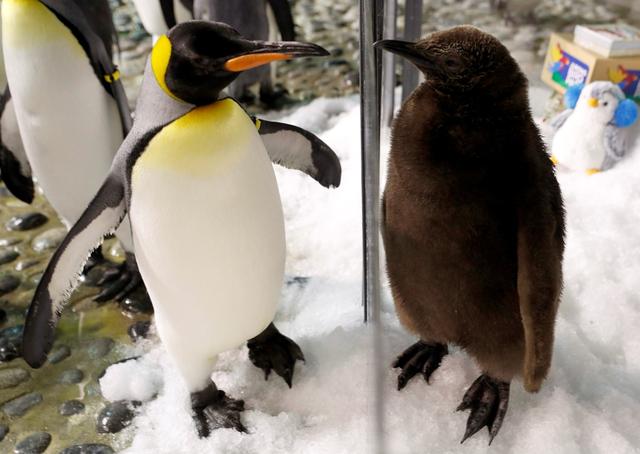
[2, 0, 143, 300]
[376, 26, 565, 443]
[550, 81, 638, 174]
[22, 21, 340, 436]
[131, 0, 296, 106]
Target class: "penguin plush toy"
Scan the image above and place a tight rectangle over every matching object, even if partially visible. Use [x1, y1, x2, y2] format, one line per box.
[22, 21, 340, 436]
[2, 0, 145, 301]
[550, 81, 638, 174]
[131, 0, 296, 107]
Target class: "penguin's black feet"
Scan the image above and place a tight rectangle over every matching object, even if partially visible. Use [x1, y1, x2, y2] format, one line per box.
[393, 341, 448, 390]
[191, 383, 246, 437]
[457, 374, 510, 445]
[259, 84, 294, 110]
[94, 253, 145, 303]
[247, 323, 305, 388]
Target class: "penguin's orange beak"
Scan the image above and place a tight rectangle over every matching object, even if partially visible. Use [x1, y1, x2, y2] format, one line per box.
[588, 98, 599, 108]
[224, 41, 329, 72]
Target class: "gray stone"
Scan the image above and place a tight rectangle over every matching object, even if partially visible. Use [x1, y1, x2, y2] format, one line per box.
[59, 444, 114, 454]
[0, 273, 20, 296]
[0, 324, 23, 362]
[0, 237, 21, 247]
[23, 273, 42, 290]
[128, 320, 151, 342]
[14, 431, 51, 454]
[3, 392, 43, 417]
[59, 400, 85, 416]
[0, 367, 29, 389]
[0, 424, 8, 441]
[58, 368, 84, 385]
[0, 248, 19, 265]
[5, 213, 48, 231]
[48, 344, 71, 364]
[87, 338, 114, 359]
[15, 259, 39, 271]
[31, 227, 67, 253]
[96, 401, 134, 434]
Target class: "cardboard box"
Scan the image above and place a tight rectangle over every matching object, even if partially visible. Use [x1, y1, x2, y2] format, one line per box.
[541, 33, 640, 102]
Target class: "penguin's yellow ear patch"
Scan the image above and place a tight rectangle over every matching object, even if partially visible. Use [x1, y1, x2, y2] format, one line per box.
[151, 35, 182, 102]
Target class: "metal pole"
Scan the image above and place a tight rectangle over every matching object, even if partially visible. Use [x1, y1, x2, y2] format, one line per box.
[382, 0, 398, 127]
[360, 0, 385, 452]
[401, 0, 423, 101]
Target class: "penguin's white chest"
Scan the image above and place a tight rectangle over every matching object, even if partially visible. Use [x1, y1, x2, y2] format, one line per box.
[130, 100, 286, 360]
[2, 0, 122, 225]
[552, 111, 607, 171]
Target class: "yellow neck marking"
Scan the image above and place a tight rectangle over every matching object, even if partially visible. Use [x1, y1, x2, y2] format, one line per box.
[134, 99, 256, 177]
[151, 35, 183, 102]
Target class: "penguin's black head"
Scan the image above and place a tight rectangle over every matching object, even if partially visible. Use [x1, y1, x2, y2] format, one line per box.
[152, 21, 329, 105]
[375, 26, 526, 97]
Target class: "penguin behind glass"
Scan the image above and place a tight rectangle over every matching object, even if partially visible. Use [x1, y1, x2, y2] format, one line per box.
[376, 26, 565, 444]
[22, 21, 341, 437]
[2, 0, 144, 301]
[131, 0, 296, 106]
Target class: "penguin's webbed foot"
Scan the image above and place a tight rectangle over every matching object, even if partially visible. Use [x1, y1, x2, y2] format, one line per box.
[94, 253, 145, 303]
[458, 374, 510, 445]
[247, 323, 305, 388]
[393, 341, 448, 390]
[191, 384, 246, 437]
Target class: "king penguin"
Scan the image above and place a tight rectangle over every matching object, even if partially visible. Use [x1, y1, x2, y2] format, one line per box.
[2, 0, 144, 300]
[132, 0, 296, 106]
[22, 21, 341, 436]
[376, 27, 565, 444]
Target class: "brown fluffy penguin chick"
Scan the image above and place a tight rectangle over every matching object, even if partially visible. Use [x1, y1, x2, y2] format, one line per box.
[376, 26, 565, 444]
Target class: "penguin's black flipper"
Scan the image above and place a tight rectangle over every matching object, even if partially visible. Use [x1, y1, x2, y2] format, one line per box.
[39, 0, 133, 135]
[22, 175, 127, 368]
[0, 88, 34, 204]
[257, 119, 341, 188]
[266, 0, 296, 41]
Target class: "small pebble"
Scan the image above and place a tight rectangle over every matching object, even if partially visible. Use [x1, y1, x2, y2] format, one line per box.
[120, 293, 153, 314]
[5, 212, 48, 231]
[3, 392, 43, 417]
[31, 227, 67, 252]
[128, 320, 151, 342]
[14, 431, 51, 454]
[0, 367, 29, 389]
[0, 237, 21, 247]
[59, 399, 85, 416]
[87, 338, 114, 359]
[15, 259, 39, 271]
[0, 273, 20, 296]
[48, 344, 71, 364]
[58, 368, 84, 385]
[59, 444, 114, 454]
[0, 424, 8, 441]
[0, 324, 23, 362]
[96, 401, 134, 434]
[0, 248, 19, 265]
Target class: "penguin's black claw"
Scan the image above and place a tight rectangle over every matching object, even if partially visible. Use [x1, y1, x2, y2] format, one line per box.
[458, 375, 510, 445]
[247, 323, 305, 389]
[93, 253, 145, 303]
[191, 385, 247, 437]
[393, 341, 448, 390]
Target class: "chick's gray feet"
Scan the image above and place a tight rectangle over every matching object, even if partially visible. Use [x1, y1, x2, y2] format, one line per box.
[247, 323, 305, 388]
[191, 383, 246, 437]
[94, 252, 145, 302]
[457, 374, 510, 445]
[393, 341, 448, 390]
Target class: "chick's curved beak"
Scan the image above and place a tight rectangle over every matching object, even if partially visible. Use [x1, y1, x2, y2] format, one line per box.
[374, 39, 433, 69]
[224, 41, 329, 72]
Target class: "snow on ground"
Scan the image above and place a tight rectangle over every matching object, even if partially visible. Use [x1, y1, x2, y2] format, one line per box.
[107, 94, 640, 453]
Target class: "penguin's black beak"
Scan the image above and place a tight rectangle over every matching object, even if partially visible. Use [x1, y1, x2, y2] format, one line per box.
[225, 41, 329, 72]
[374, 39, 434, 69]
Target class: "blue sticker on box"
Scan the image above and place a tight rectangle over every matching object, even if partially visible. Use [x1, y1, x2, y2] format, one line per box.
[548, 43, 589, 88]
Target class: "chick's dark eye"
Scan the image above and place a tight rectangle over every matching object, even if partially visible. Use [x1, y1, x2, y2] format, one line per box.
[603, 101, 608, 106]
